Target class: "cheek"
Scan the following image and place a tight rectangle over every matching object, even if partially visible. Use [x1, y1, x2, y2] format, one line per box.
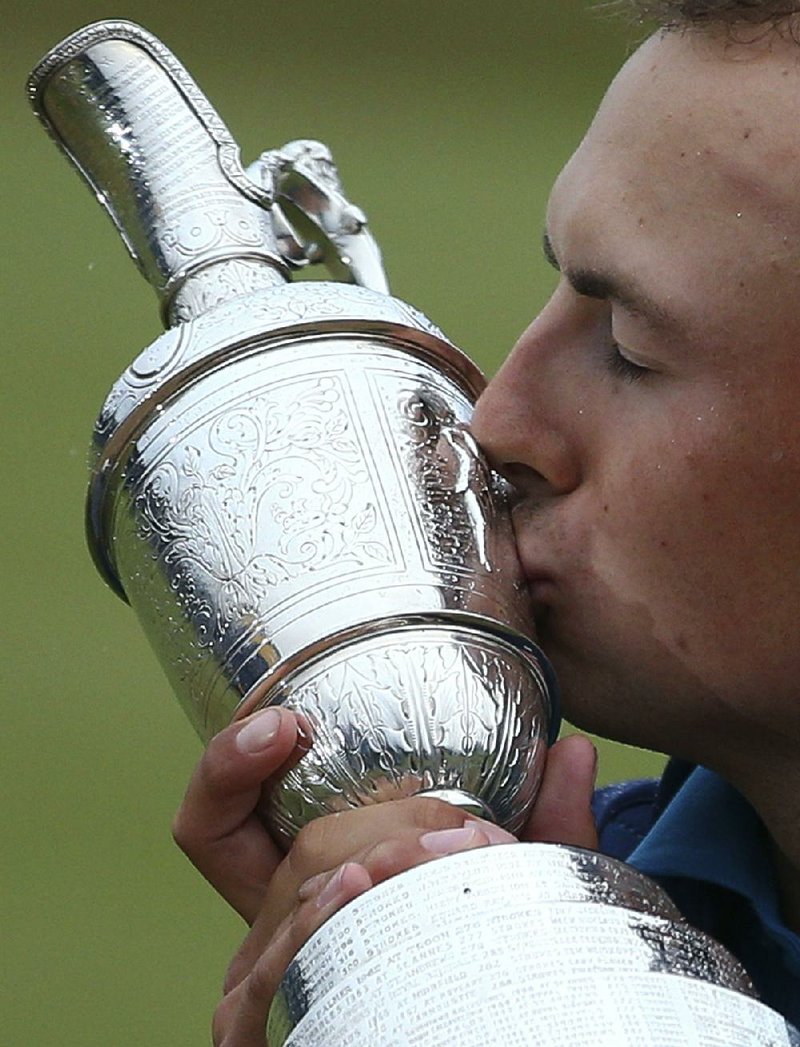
[592, 434, 800, 655]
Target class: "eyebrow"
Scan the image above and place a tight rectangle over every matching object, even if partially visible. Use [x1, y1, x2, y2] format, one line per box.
[542, 230, 678, 332]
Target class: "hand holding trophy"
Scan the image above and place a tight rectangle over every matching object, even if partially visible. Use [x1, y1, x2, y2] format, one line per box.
[29, 21, 800, 1045]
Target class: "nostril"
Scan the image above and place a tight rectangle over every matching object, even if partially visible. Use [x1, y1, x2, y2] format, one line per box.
[471, 358, 581, 498]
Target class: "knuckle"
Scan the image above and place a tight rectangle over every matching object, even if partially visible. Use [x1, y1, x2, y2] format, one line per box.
[361, 834, 420, 881]
[289, 815, 338, 876]
[197, 738, 239, 798]
[285, 893, 333, 962]
[222, 952, 246, 997]
[170, 809, 193, 854]
[245, 953, 278, 1012]
[401, 796, 468, 831]
[211, 995, 232, 1047]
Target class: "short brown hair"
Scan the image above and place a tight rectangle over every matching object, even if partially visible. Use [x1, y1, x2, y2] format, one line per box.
[620, 1, 800, 26]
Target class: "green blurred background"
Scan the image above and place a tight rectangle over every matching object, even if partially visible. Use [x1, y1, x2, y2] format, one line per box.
[3, 2, 664, 1043]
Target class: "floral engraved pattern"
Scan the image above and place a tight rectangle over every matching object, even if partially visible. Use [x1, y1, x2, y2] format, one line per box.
[131, 373, 394, 655]
[266, 632, 547, 840]
[94, 283, 454, 462]
[161, 207, 268, 260]
[168, 259, 285, 326]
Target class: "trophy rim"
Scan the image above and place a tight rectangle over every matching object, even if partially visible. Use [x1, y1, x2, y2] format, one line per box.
[233, 610, 561, 747]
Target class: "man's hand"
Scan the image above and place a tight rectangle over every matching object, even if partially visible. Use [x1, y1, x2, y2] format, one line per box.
[211, 807, 511, 1045]
[174, 706, 598, 1044]
[173, 705, 303, 924]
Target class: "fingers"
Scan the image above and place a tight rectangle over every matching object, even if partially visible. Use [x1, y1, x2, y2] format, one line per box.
[284, 795, 473, 886]
[520, 733, 599, 850]
[258, 798, 470, 941]
[225, 813, 504, 993]
[173, 706, 304, 923]
[255, 796, 467, 942]
[224, 799, 475, 989]
[213, 863, 373, 1046]
[217, 821, 501, 1042]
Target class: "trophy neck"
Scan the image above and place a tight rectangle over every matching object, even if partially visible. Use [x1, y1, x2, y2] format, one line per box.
[164, 256, 287, 326]
[28, 20, 289, 326]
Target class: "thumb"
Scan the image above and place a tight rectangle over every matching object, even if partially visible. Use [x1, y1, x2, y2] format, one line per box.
[519, 733, 599, 850]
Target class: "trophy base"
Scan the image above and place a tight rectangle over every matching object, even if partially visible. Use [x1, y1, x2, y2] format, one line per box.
[268, 845, 800, 1047]
[414, 787, 494, 821]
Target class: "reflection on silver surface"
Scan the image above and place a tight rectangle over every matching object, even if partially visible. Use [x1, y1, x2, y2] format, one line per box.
[28, 20, 286, 326]
[99, 321, 557, 840]
[248, 139, 390, 294]
[30, 21, 558, 840]
[278, 969, 798, 1047]
[269, 845, 796, 1047]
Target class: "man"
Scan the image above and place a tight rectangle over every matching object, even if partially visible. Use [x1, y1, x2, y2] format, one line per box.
[173, 2, 800, 1041]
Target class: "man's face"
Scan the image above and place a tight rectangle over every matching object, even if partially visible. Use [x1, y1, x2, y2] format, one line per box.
[471, 30, 800, 778]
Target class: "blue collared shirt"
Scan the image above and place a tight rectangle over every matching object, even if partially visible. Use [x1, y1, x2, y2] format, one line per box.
[593, 761, 800, 1027]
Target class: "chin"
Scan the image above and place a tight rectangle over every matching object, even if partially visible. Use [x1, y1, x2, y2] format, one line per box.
[542, 645, 670, 754]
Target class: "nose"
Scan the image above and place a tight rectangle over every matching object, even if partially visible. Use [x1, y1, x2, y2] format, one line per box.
[471, 301, 583, 498]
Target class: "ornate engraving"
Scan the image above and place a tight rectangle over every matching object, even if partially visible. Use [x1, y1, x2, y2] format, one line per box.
[28, 20, 274, 212]
[29, 19, 286, 329]
[130, 373, 394, 648]
[168, 258, 285, 326]
[264, 629, 546, 840]
[372, 374, 497, 576]
[251, 139, 388, 293]
[92, 283, 460, 468]
[99, 337, 533, 742]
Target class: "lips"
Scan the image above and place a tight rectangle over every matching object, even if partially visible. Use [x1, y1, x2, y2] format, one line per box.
[523, 570, 555, 595]
[516, 567, 554, 634]
[509, 505, 561, 617]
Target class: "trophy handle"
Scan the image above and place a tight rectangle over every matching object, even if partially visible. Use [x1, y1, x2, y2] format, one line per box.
[248, 139, 390, 294]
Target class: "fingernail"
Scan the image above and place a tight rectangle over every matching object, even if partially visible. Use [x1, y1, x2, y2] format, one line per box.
[235, 707, 282, 754]
[465, 818, 515, 845]
[317, 863, 352, 909]
[298, 871, 327, 903]
[420, 825, 481, 854]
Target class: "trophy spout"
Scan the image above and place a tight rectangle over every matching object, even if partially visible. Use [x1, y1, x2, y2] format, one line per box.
[27, 20, 289, 326]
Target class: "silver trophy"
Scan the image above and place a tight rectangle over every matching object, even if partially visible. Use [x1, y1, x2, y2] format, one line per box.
[30, 21, 799, 1045]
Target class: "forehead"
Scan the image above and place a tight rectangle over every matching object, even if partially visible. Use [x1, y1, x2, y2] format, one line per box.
[546, 30, 800, 343]
[549, 31, 800, 240]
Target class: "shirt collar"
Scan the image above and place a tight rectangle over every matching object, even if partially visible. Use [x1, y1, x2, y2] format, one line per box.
[627, 765, 798, 955]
